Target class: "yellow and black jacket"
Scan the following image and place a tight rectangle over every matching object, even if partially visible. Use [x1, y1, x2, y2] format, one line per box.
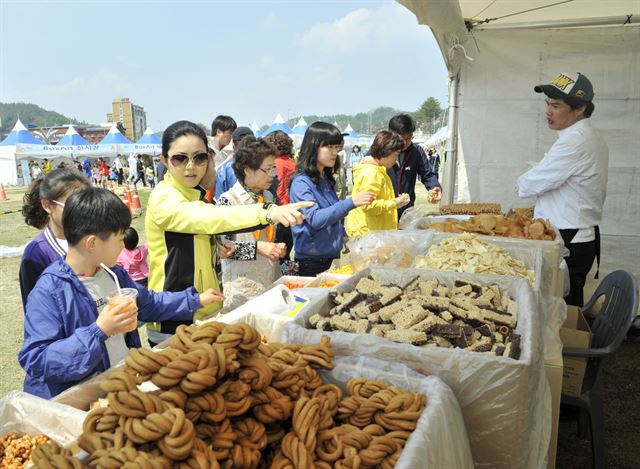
[145, 172, 268, 336]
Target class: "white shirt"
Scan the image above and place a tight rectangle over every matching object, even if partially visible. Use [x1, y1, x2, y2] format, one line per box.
[208, 136, 232, 170]
[115, 157, 123, 170]
[517, 119, 608, 242]
[80, 268, 129, 367]
[128, 155, 138, 177]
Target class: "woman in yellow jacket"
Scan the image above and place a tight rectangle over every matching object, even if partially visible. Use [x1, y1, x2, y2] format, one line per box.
[346, 131, 410, 236]
[145, 120, 311, 346]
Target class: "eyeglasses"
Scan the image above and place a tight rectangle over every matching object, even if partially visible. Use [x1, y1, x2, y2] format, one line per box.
[258, 167, 277, 177]
[168, 152, 210, 168]
[51, 200, 65, 208]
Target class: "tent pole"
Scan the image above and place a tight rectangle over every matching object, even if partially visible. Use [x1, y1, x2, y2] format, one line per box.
[443, 73, 460, 205]
[473, 15, 638, 31]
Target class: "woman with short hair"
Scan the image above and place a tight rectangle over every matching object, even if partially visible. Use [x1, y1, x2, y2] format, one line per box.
[217, 137, 287, 306]
[346, 130, 410, 236]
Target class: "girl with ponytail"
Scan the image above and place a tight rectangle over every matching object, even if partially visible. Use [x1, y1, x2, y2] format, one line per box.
[19, 167, 89, 309]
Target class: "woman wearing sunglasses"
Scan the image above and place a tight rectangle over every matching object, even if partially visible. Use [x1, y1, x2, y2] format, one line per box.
[145, 120, 311, 345]
[216, 136, 287, 307]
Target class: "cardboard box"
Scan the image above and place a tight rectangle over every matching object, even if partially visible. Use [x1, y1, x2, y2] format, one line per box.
[545, 355, 563, 469]
[560, 306, 592, 397]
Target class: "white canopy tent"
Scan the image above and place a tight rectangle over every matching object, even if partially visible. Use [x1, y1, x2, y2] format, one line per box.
[398, 0, 640, 237]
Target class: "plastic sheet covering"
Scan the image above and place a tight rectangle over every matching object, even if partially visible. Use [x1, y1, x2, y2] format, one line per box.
[347, 230, 433, 271]
[0, 243, 27, 259]
[398, 206, 437, 230]
[0, 391, 86, 445]
[323, 356, 474, 469]
[281, 267, 551, 469]
[542, 296, 567, 363]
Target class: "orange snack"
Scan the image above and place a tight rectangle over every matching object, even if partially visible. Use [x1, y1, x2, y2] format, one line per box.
[283, 281, 308, 290]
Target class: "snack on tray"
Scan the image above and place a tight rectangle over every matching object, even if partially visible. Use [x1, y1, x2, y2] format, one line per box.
[319, 276, 522, 359]
[330, 264, 354, 275]
[282, 280, 309, 290]
[0, 432, 51, 469]
[414, 233, 536, 286]
[52, 322, 427, 468]
[440, 203, 501, 215]
[424, 212, 556, 240]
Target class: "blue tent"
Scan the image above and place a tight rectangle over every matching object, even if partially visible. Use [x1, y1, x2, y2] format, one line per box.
[135, 127, 161, 145]
[0, 119, 46, 146]
[265, 114, 293, 135]
[98, 124, 132, 145]
[56, 125, 91, 146]
[292, 117, 308, 136]
[343, 124, 359, 139]
[250, 122, 265, 138]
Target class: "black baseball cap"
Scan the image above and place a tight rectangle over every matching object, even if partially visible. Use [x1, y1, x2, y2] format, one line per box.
[534, 72, 594, 102]
[232, 126, 254, 145]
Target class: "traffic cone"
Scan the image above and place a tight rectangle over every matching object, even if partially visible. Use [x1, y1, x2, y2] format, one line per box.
[0, 184, 8, 202]
[130, 186, 142, 213]
[121, 192, 131, 213]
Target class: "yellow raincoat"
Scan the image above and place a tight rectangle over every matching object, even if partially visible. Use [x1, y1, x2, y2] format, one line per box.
[345, 163, 397, 236]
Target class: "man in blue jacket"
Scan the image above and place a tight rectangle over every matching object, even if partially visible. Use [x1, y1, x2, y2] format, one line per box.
[19, 187, 222, 399]
[387, 114, 442, 218]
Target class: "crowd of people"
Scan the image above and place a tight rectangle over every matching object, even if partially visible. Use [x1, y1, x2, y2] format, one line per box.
[16, 112, 443, 398]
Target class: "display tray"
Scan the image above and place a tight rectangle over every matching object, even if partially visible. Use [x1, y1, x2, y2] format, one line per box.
[281, 267, 550, 469]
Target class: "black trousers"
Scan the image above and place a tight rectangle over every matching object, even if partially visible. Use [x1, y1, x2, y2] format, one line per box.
[276, 224, 294, 261]
[297, 258, 334, 277]
[117, 169, 124, 185]
[560, 227, 600, 307]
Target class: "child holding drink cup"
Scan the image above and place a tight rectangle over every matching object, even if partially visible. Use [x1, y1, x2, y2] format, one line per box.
[19, 187, 223, 399]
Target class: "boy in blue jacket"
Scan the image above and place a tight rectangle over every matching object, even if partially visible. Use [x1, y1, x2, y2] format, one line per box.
[19, 187, 223, 399]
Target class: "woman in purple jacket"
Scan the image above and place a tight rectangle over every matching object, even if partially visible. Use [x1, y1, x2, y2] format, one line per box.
[19, 167, 89, 309]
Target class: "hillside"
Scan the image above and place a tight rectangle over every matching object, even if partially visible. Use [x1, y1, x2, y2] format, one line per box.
[290, 106, 405, 135]
[0, 102, 84, 137]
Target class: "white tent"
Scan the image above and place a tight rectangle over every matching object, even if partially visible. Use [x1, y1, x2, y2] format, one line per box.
[0, 120, 46, 185]
[399, 0, 640, 237]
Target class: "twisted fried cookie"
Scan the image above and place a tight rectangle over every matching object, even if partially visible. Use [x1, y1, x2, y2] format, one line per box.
[251, 387, 292, 424]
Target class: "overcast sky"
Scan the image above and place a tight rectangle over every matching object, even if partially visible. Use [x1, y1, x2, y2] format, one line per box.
[0, 0, 448, 130]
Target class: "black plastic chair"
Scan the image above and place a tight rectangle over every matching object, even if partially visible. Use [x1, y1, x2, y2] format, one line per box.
[561, 270, 639, 469]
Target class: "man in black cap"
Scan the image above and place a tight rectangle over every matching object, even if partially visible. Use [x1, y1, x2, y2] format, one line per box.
[214, 126, 256, 198]
[517, 72, 609, 306]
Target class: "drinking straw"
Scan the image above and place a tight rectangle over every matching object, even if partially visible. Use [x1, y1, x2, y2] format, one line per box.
[100, 263, 121, 292]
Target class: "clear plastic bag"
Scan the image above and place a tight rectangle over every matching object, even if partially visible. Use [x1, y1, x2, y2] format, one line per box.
[324, 356, 474, 469]
[347, 230, 433, 271]
[1, 391, 86, 445]
[281, 267, 550, 469]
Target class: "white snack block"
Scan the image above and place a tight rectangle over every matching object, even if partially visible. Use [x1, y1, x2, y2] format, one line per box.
[281, 267, 550, 469]
[1, 391, 86, 446]
[324, 356, 473, 469]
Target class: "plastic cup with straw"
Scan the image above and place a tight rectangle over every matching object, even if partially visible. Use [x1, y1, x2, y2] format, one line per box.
[101, 263, 138, 331]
